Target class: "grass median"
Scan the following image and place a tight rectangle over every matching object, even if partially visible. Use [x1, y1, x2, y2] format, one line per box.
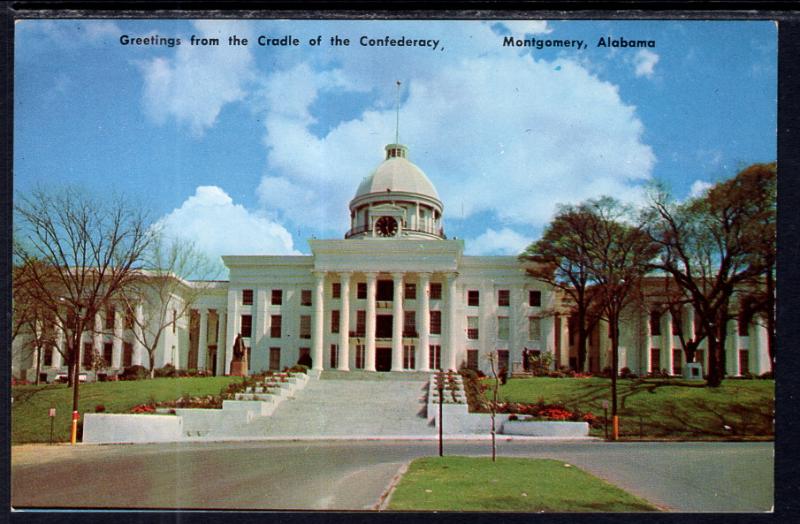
[479, 377, 774, 439]
[11, 376, 239, 444]
[387, 456, 658, 512]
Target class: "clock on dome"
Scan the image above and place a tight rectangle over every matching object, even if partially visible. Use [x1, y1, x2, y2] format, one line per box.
[375, 216, 398, 237]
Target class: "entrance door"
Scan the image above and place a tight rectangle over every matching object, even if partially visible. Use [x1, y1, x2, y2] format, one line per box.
[376, 347, 392, 371]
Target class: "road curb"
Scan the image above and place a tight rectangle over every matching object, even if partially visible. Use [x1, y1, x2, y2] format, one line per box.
[374, 461, 410, 511]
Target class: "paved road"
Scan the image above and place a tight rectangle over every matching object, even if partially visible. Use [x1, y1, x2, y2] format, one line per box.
[12, 440, 773, 512]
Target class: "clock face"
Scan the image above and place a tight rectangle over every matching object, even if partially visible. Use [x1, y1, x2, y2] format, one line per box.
[375, 216, 398, 237]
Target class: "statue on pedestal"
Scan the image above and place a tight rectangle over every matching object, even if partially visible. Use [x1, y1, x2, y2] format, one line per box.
[230, 333, 248, 376]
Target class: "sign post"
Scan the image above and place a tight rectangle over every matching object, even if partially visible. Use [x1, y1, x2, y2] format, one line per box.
[49, 408, 56, 445]
[438, 375, 444, 457]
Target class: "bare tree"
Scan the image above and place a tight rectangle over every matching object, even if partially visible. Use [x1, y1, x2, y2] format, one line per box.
[486, 351, 500, 462]
[581, 197, 659, 428]
[12, 261, 58, 384]
[117, 233, 219, 377]
[520, 205, 605, 371]
[646, 163, 775, 386]
[14, 186, 153, 438]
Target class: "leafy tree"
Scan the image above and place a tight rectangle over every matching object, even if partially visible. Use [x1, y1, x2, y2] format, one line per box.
[520, 205, 605, 371]
[14, 186, 153, 429]
[646, 163, 775, 387]
[580, 197, 658, 423]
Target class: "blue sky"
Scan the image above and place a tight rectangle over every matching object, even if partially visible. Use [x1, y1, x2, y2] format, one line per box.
[15, 19, 777, 266]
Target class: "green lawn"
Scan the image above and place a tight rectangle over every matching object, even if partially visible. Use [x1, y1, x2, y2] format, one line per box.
[387, 456, 658, 512]
[11, 376, 239, 444]
[482, 377, 774, 439]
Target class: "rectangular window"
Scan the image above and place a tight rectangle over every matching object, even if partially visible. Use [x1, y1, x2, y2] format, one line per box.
[403, 344, 415, 369]
[738, 313, 750, 336]
[739, 349, 750, 376]
[468, 290, 480, 307]
[44, 346, 54, 367]
[301, 289, 312, 307]
[467, 316, 479, 340]
[270, 315, 282, 338]
[650, 348, 661, 374]
[498, 290, 510, 307]
[430, 311, 442, 335]
[103, 342, 113, 366]
[497, 316, 509, 340]
[403, 311, 416, 337]
[672, 349, 682, 375]
[357, 282, 367, 299]
[429, 345, 441, 370]
[83, 342, 93, 370]
[300, 315, 311, 339]
[123, 342, 133, 367]
[105, 306, 115, 330]
[356, 310, 366, 336]
[332, 282, 341, 299]
[430, 283, 442, 300]
[528, 317, 541, 341]
[649, 311, 662, 336]
[299, 347, 310, 366]
[271, 289, 283, 305]
[240, 314, 252, 338]
[377, 280, 393, 301]
[330, 344, 338, 369]
[529, 290, 542, 307]
[124, 307, 135, 329]
[331, 310, 340, 334]
[172, 310, 177, 334]
[671, 311, 683, 336]
[269, 347, 281, 371]
[355, 344, 365, 369]
[467, 349, 479, 371]
[404, 283, 417, 300]
[242, 289, 253, 306]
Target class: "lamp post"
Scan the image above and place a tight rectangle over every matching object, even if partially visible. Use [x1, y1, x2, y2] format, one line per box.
[438, 374, 444, 457]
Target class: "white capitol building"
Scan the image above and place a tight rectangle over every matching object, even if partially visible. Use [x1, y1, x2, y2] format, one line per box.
[15, 143, 772, 381]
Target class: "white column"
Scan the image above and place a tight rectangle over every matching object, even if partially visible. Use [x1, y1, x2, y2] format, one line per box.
[755, 320, 769, 375]
[225, 289, 237, 374]
[445, 272, 459, 371]
[643, 310, 652, 374]
[112, 307, 122, 369]
[338, 272, 351, 371]
[417, 272, 431, 371]
[510, 288, 520, 366]
[391, 272, 404, 371]
[217, 310, 226, 376]
[255, 288, 267, 361]
[312, 272, 325, 371]
[133, 303, 144, 366]
[197, 308, 208, 370]
[664, 313, 673, 374]
[93, 312, 102, 365]
[53, 320, 64, 369]
[365, 272, 377, 371]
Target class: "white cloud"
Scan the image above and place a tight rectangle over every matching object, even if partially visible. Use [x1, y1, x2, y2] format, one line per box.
[633, 50, 660, 78]
[689, 180, 713, 198]
[254, 52, 655, 235]
[137, 21, 256, 136]
[497, 20, 553, 35]
[157, 186, 301, 263]
[466, 228, 533, 255]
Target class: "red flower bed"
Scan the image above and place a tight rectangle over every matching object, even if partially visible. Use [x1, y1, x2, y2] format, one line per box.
[538, 407, 574, 421]
[130, 404, 155, 414]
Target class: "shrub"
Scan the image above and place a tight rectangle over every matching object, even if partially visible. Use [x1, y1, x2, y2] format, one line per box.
[759, 371, 774, 379]
[94, 404, 106, 413]
[620, 367, 633, 378]
[287, 364, 308, 374]
[154, 364, 177, 378]
[120, 365, 148, 381]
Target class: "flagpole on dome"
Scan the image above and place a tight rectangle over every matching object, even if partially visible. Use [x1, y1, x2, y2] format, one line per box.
[395, 80, 401, 145]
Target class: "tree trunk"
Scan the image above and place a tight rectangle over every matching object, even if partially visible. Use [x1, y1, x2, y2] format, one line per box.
[149, 353, 156, 379]
[766, 269, 775, 374]
[34, 344, 42, 385]
[577, 307, 588, 371]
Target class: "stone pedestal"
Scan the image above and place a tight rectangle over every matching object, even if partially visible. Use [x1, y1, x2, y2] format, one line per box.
[684, 362, 703, 380]
[230, 359, 248, 377]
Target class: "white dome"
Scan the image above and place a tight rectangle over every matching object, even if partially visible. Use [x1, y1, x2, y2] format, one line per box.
[354, 148, 440, 201]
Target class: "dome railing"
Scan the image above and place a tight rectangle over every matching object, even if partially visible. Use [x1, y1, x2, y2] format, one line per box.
[344, 225, 447, 239]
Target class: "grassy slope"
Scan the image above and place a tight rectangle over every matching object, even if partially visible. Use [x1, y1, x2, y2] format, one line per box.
[11, 376, 239, 444]
[484, 377, 774, 439]
[388, 456, 658, 512]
